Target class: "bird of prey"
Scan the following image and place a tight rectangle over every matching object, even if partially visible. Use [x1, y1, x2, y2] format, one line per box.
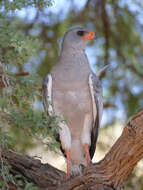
[42, 27, 103, 178]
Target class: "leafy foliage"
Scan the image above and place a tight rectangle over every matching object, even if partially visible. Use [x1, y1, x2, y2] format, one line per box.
[0, 161, 38, 190]
[0, 0, 59, 188]
[0, 0, 52, 11]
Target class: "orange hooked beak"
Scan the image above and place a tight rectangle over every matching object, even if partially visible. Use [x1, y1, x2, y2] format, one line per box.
[82, 32, 96, 40]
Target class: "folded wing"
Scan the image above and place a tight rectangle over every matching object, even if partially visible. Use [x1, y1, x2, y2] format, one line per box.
[89, 73, 103, 159]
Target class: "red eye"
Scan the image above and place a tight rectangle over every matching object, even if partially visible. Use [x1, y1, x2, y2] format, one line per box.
[77, 31, 85, 36]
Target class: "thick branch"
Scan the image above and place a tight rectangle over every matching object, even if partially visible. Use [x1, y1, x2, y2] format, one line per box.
[1, 110, 143, 190]
[1, 151, 66, 188]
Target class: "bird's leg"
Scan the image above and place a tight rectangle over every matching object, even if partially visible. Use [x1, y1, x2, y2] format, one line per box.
[84, 144, 90, 166]
[66, 148, 71, 178]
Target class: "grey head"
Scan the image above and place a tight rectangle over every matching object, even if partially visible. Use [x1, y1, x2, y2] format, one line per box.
[61, 27, 96, 51]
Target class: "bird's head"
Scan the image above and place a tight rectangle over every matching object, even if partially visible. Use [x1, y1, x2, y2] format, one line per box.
[62, 27, 97, 51]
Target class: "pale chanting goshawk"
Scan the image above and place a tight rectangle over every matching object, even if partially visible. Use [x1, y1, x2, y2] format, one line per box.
[42, 27, 103, 178]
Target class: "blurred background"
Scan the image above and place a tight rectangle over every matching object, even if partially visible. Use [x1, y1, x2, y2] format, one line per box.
[0, 0, 143, 189]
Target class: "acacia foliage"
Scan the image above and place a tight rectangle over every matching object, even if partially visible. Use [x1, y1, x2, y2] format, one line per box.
[0, 1, 59, 188]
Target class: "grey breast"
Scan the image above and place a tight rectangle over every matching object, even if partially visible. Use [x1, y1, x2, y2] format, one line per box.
[51, 50, 93, 136]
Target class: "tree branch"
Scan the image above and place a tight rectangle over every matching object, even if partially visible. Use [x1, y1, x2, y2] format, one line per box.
[1, 109, 143, 190]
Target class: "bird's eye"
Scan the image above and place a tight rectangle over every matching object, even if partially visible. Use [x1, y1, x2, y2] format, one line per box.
[77, 30, 85, 36]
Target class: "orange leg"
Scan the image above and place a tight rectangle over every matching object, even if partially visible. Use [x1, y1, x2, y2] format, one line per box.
[84, 144, 90, 166]
[66, 148, 71, 178]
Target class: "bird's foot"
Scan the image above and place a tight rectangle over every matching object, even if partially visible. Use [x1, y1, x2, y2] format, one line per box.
[71, 164, 82, 176]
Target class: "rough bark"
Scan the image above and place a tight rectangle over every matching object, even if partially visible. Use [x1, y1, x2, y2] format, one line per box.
[1, 109, 143, 190]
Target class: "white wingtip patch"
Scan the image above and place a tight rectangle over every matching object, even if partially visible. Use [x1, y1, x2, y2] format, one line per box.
[89, 74, 97, 122]
[46, 74, 53, 115]
[59, 121, 71, 149]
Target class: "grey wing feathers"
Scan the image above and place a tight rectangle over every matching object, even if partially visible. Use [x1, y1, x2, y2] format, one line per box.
[42, 74, 65, 156]
[89, 73, 103, 159]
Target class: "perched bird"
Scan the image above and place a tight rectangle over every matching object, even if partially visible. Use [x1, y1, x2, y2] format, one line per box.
[42, 27, 103, 178]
